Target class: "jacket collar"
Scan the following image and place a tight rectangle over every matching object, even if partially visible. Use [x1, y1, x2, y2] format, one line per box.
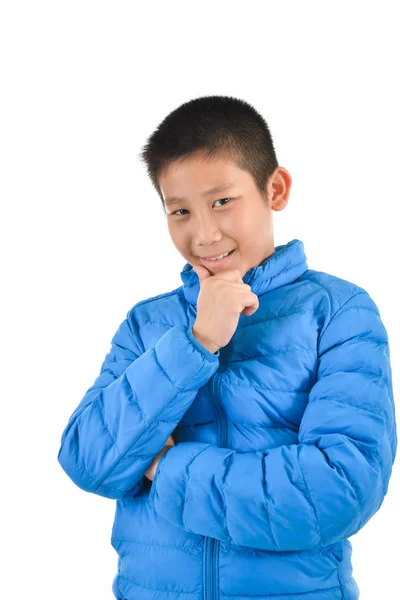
[180, 238, 308, 306]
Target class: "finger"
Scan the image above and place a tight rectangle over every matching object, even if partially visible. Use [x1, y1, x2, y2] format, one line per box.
[213, 269, 243, 283]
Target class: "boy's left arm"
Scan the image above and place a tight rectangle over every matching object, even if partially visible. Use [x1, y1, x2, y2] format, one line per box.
[150, 290, 397, 551]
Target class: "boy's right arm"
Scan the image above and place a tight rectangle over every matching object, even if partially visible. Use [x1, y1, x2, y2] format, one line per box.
[57, 310, 220, 499]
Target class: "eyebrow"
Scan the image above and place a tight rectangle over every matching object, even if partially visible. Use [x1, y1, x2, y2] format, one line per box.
[164, 182, 235, 206]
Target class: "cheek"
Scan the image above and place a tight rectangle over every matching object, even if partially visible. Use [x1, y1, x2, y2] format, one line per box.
[235, 209, 254, 233]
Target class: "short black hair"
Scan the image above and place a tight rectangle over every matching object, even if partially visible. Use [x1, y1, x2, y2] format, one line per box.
[138, 95, 279, 214]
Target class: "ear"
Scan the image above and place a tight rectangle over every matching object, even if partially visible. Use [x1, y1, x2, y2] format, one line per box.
[268, 166, 292, 212]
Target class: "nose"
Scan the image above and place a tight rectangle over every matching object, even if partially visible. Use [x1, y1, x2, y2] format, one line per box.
[193, 212, 222, 246]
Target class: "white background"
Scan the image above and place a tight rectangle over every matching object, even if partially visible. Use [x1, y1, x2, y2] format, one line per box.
[1, 1, 399, 598]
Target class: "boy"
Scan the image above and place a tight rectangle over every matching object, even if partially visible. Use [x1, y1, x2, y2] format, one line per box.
[58, 95, 397, 600]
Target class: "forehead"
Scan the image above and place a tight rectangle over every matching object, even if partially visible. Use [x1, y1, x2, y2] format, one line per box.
[160, 154, 247, 206]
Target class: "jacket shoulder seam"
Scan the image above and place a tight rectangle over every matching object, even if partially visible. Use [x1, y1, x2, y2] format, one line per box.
[298, 274, 333, 318]
[127, 288, 182, 314]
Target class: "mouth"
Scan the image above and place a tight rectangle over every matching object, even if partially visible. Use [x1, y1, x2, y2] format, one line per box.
[200, 249, 235, 267]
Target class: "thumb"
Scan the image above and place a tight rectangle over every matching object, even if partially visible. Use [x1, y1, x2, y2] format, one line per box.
[192, 264, 212, 283]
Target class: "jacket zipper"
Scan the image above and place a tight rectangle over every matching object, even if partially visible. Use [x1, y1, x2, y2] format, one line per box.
[204, 343, 230, 600]
[204, 537, 217, 600]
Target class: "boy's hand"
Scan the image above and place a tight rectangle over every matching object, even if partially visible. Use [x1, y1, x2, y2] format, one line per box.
[192, 265, 259, 354]
[145, 435, 175, 481]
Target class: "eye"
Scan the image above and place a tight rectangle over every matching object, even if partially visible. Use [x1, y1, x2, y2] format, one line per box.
[171, 197, 232, 217]
[214, 197, 231, 207]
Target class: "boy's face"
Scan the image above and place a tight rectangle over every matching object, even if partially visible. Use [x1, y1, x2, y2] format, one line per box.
[159, 152, 291, 279]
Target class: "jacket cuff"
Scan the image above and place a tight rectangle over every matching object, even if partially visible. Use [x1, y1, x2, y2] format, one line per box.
[149, 441, 211, 525]
[153, 325, 220, 393]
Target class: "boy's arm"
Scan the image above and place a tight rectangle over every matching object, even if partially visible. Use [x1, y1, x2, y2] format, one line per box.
[150, 291, 397, 551]
[57, 312, 220, 499]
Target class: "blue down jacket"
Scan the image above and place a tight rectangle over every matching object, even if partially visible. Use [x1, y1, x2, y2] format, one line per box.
[58, 239, 397, 600]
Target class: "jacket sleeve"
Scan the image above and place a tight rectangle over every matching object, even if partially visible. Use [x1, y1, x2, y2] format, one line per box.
[57, 312, 220, 499]
[150, 291, 397, 550]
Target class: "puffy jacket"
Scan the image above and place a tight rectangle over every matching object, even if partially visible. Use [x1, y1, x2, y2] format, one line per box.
[58, 238, 397, 600]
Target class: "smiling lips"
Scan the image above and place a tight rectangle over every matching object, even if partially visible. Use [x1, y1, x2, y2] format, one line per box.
[200, 249, 235, 259]
[200, 249, 235, 266]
